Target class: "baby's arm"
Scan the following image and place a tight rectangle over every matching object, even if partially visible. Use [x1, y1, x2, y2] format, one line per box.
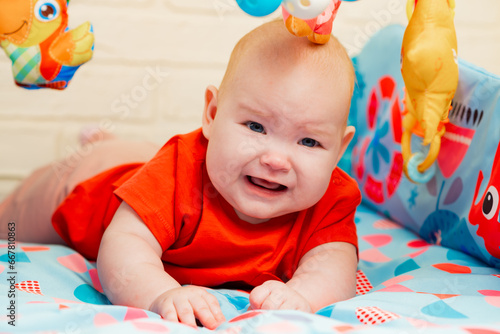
[249, 242, 357, 312]
[97, 202, 225, 329]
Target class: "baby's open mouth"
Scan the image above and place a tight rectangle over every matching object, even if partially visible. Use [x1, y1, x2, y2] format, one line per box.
[247, 176, 287, 192]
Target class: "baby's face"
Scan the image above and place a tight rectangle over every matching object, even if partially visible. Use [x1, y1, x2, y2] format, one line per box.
[204, 60, 352, 224]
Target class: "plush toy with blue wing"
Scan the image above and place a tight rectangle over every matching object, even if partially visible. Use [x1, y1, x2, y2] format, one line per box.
[0, 0, 94, 90]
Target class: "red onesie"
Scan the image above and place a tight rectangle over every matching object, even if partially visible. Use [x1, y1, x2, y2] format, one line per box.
[52, 129, 361, 289]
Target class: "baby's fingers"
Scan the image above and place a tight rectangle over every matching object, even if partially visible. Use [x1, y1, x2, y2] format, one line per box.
[204, 292, 226, 325]
[279, 296, 311, 312]
[160, 304, 179, 324]
[249, 283, 274, 310]
[190, 293, 225, 330]
[173, 298, 197, 328]
[260, 289, 286, 310]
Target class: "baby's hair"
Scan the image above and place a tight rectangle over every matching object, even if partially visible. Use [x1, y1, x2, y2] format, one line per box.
[219, 19, 355, 111]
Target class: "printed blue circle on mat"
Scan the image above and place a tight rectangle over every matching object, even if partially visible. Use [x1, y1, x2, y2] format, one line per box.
[394, 258, 420, 276]
[0, 252, 30, 263]
[74, 284, 110, 305]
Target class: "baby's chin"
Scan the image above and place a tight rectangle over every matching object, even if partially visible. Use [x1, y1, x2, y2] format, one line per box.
[233, 205, 302, 224]
[233, 209, 271, 224]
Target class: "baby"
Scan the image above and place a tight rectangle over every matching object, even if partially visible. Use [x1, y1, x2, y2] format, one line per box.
[0, 20, 360, 329]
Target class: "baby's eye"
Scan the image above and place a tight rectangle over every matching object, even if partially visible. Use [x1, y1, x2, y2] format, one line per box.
[300, 138, 320, 148]
[247, 122, 265, 134]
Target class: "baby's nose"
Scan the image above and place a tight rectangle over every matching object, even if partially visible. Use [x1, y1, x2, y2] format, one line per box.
[260, 152, 292, 172]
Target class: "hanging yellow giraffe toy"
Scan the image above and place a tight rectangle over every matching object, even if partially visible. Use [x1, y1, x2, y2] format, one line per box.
[401, 0, 459, 183]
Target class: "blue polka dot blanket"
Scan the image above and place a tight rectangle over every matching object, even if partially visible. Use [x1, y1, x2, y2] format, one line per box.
[1, 204, 499, 333]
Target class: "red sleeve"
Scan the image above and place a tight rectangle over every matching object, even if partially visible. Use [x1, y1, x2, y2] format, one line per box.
[113, 145, 177, 251]
[301, 168, 362, 258]
[113, 130, 206, 251]
[52, 164, 142, 260]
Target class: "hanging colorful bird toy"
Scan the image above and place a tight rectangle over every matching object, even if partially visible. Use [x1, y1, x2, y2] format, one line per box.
[282, 0, 341, 44]
[235, 0, 350, 44]
[0, 0, 94, 90]
[401, 0, 459, 183]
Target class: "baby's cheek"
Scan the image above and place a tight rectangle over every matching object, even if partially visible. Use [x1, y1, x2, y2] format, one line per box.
[298, 177, 329, 207]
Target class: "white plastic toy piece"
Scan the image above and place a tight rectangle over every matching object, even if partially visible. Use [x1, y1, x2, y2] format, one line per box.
[282, 0, 331, 20]
[406, 152, 436, 184]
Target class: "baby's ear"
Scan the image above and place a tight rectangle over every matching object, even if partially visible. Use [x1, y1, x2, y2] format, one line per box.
[202, 85, 219, 140]
[336, 125, 355, 165]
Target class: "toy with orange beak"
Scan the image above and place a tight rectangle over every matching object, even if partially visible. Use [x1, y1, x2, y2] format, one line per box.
[0, 0, 94, 90]
[282, 0, 341, 44]
[235, 0, 342, 45]
[401, 0, 459, 183]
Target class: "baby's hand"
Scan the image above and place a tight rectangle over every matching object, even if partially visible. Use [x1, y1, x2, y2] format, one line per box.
[150, 286, 225, 329]
[249, 280, 312, 312]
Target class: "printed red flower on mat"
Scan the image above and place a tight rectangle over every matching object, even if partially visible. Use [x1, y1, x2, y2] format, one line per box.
[356, 306, 400, 325]
[16, 280, 43, 295]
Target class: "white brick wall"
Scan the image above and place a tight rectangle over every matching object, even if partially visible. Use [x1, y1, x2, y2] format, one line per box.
[1, 0, 499, 200]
